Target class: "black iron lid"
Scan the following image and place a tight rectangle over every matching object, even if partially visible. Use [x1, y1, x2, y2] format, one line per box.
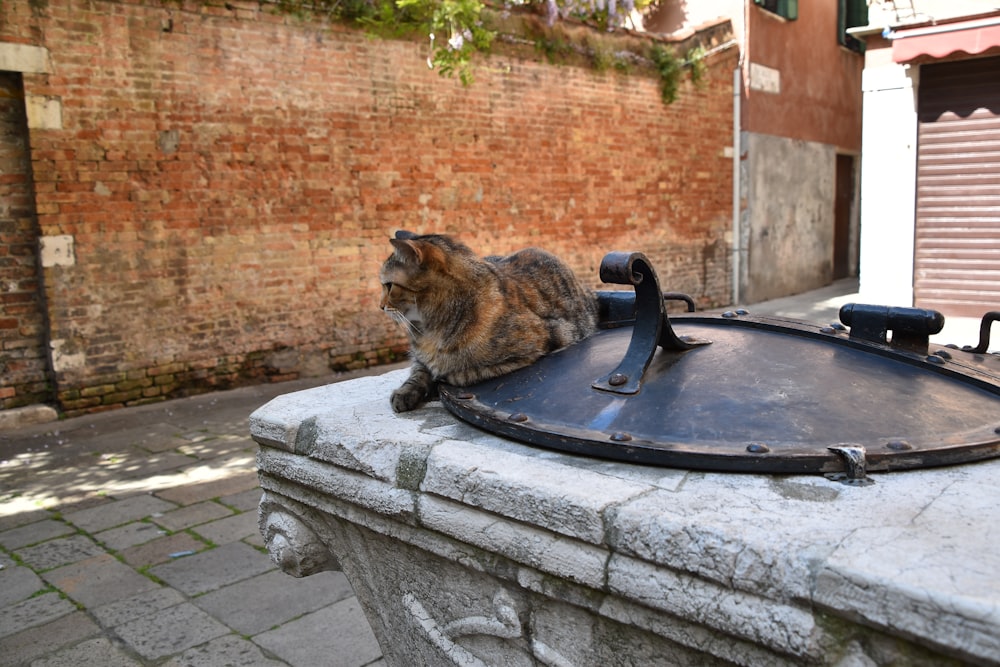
[439, 252, 1000, 482]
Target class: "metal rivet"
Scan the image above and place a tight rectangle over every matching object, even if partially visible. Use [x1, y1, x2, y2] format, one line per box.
[721, 311, 737, 319]
[508, 413, 528, 423]
[735, 308, 750, 316]
[746, 442, 769, 454]
[610, 432, 632, 442]
[608, 373, 628, 386]
[830, 322, 847, 331]
[933, 349, 952, 360]
[886, 440, 912, 451]
[456, 391, 475, 400]
[820, 327, 836, 334]
[926, 355, 945, 364]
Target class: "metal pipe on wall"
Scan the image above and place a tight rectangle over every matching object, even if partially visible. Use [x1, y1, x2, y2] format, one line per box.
[731, 66, 742, 306]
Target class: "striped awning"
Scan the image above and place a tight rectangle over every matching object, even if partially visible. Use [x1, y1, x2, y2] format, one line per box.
[892, 16, 1000, 63]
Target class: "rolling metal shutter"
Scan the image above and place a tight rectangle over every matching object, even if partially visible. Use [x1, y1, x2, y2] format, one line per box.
[915, 55, 1000, 317]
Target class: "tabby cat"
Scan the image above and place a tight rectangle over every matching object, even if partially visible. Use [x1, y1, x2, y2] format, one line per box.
[379, 231, 598, 413]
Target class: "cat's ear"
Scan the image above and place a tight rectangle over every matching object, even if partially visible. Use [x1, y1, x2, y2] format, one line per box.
[390, 231, 421, 263]
[390, 238, 443, 268]
[390, 238, 418, 263]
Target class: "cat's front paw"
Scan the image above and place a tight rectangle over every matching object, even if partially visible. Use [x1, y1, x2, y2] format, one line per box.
[391, 385, 425, 413]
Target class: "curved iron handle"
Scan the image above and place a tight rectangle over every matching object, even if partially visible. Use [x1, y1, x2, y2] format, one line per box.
[970, 311, 1000, 354]
[592, 252, 710, 395]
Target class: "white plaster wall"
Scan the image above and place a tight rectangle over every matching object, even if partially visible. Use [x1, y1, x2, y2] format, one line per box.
[641, 0, 743, 40]
[856, 64, 919, 307]
[867, 0, 999, 28]
[743, 133, 835, 303]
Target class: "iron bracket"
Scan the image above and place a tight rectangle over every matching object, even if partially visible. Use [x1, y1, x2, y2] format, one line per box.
[826, 444, 874, 486]
[968, 311, 1000, 354]
[839, 303, 944, 353]
[592, 252, 711, 395]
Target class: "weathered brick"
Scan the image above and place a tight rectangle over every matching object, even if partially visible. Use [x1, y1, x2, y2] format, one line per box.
[148, 363, 185, 377]
[102, 389, 143, 404]
[60, 396, 101, 411]
[115, 378, 152, 392]
[3, 0, 734, 417]
[79, 384, 114, 398]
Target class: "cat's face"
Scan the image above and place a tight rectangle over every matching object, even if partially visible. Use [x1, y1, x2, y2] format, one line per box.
[379, 232, 475, 336]
[379, 270, 421, 331]
[379, 237, 431, 335]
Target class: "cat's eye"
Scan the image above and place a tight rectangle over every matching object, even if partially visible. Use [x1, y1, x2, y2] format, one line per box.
[384, 281, 414, 294]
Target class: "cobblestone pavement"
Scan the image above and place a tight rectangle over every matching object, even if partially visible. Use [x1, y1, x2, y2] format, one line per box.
[1, 277, 992, 666]
[0, 367, 405, 667]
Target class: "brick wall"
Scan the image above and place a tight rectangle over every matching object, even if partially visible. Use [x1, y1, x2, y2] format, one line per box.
[2, 0, 735, 416]
[0, 71, 51, 410]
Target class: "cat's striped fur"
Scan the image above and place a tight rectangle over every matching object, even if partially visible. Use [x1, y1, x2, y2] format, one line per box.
[379, 231, 597, 413]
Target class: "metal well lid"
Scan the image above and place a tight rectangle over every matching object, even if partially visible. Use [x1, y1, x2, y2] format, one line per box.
[439, 253, 1000, 481]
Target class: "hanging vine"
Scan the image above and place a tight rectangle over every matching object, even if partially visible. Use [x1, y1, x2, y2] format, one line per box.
[398, 0, 495, 85]
[267, 0, 708, 101]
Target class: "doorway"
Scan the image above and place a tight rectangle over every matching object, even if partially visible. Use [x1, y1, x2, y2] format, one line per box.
[0, 71, 53, 409]
[833, 154, 855, 280]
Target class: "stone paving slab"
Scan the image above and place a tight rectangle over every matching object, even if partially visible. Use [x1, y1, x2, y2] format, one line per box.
[16, 533, 105, 571]
[29, 637, 142, 667]
[244, 530, 266, 549]
[0, 518, 75, 550]
[155, 468, 261, 505]
[119, 531, 208, 568]
[0, 592, 76, 639]
[254, 597, 383, 667]
[0, 610, 100, 665]
[191, 510, 259, 544]
[149, 541, 276, 596]
[194, 569, 357, 636]
[91, 587, 187, 628]
[220, 487, 264, 512]
[94, 520, 168, 551]
[113, 602, 231, 660]
[64, 494, 178, 533]
[0, 558, 45, 607]
[177, 435, 258, 460]
[97, 450, 200, 480]
[153, 500, 233, 532]
[0, 508, 49, 533]
[162, 634, 287, 667]
[0, 370, 404, 666]
[42, 552, 161, 608]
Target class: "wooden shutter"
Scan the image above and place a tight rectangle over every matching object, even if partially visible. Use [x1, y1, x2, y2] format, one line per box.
[915, 56, 1000, 317]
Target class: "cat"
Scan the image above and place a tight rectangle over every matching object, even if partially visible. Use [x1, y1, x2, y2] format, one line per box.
[379, 230, 598, 413]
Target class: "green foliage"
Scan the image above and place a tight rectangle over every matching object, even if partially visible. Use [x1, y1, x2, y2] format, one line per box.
[586, 38, 613, 73]
[649, 43, 706, 104]
[686, 45, 707, 88]
[263, 0, 707, 100]
[612, 52, 632, 75]
[269, 0, 495, 85]
[391, 0, 494, 84]
[535, 35, 573, 64]
[649, 43, 681, 104]
[353, 0, 427, 40]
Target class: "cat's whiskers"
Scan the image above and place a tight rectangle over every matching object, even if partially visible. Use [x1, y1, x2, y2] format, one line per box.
[386, 307, 422, 337]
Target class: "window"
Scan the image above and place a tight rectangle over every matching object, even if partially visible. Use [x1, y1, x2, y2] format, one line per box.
[754, 0, 798, 21]
[838, 0, 869, 52]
